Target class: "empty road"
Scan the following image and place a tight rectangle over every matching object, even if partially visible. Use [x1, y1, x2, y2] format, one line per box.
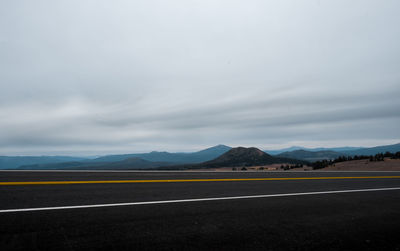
[1, 171, 400, 250]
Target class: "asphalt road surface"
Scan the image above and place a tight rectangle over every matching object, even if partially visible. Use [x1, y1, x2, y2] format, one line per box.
[1, 170, 400, 251]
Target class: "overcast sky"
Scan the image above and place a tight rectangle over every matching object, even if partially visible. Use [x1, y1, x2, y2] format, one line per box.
[1, 0, 400, 155]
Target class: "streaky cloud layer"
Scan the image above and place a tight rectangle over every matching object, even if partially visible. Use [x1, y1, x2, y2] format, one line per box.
[0, 0, 399, 155]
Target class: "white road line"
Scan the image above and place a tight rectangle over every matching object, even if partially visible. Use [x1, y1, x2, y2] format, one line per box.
[1, 187, 400, 213]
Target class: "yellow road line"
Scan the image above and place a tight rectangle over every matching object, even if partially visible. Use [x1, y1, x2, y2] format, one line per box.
[1, 176, 400, 186]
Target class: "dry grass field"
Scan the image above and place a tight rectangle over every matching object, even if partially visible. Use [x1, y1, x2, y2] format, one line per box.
[185, 159, 400, 172]
[322, 158, 400, 171]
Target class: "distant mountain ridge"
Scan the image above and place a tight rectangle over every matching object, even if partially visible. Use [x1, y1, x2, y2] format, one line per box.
[163, 147, 308, 170]
[0, 156, 89, 169]
[273, 143, 400, 162]
[277, 150, 342, 162]
[341, 143, 400, 156]
[15, 145, 232, 170]
[18, 157, 173, 170]
[265, 146, 363, 155]
[92, 144, 231, 164]
[4, 143, 400, 170]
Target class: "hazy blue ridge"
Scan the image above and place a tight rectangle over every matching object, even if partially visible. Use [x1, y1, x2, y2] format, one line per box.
[92, 144, 231, 164]
[265, 146, 363, 155]
[0, 156, 89, 170]
[4, 143, 400, 170]
[276, 150, 343, 162]
[274, 143, 400, 161]
[11, 145, 231, 170]
[339, 143, 400, 156]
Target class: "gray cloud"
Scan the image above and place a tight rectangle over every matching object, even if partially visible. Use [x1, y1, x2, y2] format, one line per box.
[1, 0, 400, 155]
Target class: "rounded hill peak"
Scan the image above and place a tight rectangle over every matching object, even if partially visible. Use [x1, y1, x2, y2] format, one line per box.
[226, 147, 268, 157]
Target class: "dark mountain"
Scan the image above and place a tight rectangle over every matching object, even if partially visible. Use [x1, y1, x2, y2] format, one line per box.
[0, 156, 89, 169]
[175, 147, 307, 169]
[206, 147, 273, 166]
[91, 144, 231, 164]
[340, 143, 400, 156]
[277, 150, 342, 162]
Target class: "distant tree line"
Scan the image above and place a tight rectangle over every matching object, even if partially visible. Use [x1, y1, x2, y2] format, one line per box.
[311, 151, 400, 170]
[232, 167, 249, 171]
[280, 164, 303, 170]
[232, 165, 304, 171]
